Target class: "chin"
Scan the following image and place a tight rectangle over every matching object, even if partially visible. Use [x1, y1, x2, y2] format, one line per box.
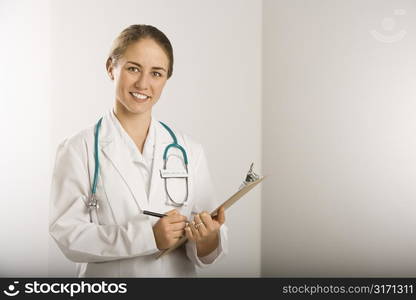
[127, 103, 152, 115]
[117, 98, 154, 115]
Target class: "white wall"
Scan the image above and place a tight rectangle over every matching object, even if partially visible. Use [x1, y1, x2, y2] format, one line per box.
[47, 0, 262, 277]
[0, 0, 51, 276]
[262, 0, 416, 276]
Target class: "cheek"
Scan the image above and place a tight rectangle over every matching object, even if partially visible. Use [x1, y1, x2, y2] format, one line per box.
[153, 80, 167, 95]
[116, 72, 133, 90]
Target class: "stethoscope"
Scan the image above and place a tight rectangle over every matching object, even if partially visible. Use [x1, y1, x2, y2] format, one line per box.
[87, 117, 189, 223]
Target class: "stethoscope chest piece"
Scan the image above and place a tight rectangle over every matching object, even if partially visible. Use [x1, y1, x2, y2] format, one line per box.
[87, 195, 99, 223]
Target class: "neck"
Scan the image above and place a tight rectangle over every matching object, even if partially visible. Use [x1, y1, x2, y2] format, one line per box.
[113, 102, 151, 141]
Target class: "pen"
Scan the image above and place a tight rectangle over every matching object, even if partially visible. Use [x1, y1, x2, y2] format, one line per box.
[142, 210, 167, 218]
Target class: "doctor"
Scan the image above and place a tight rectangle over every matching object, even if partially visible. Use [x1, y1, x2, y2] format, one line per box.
[49, 24, 228, 277]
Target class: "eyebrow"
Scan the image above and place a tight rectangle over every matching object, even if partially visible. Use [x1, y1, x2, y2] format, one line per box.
[126, 61, 167, 72]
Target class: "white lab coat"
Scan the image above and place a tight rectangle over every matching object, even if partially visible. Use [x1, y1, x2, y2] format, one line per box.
[49, 110, 228, 277]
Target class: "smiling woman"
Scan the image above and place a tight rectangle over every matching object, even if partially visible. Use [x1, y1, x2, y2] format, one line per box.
[49, 24, 228, 277]
[106, 26, 172, 128]
[108, 38, 170, 148]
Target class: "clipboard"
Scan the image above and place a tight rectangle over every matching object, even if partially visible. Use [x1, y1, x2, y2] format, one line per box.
[156, 167, 265, 259]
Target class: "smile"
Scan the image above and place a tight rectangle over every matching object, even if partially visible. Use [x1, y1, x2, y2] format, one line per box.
[130, 92, 150, 100]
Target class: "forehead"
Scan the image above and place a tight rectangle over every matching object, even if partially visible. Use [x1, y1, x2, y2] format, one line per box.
[122, 38, 169, 68]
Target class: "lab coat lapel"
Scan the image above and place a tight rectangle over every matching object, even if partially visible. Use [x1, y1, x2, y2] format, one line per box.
[148, 121, 171, 209]
[99, 113, 150, 212]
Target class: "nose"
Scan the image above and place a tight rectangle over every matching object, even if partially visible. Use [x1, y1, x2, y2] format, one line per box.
[135, 72, 149, 90]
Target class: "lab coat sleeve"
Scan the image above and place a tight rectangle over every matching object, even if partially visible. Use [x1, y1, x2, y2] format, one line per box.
[185, 146, 228, 268]
[49, 139, 159, 263]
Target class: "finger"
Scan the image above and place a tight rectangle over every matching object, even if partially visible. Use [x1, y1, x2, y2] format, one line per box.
[165, 209, 178, 216]
[200, 211, 215, 231]
[216, 206, 226, 225]
[167, 214, 188, 223]
[194, 214, 208, 237]
[189, 221, 201, 240]
[171, 232, 184, 239]
[168, 233, 182, 240]
[185, 224, 195, 241]
[170, 222, 186, 231]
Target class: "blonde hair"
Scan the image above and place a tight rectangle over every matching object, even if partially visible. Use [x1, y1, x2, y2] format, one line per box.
[107, 24, 174, 78]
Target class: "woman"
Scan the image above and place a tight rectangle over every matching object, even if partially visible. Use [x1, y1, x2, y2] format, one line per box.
[49, 24, 228, 277]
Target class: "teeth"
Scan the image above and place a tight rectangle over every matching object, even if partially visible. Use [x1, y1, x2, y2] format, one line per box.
[132, 92, 148, 100]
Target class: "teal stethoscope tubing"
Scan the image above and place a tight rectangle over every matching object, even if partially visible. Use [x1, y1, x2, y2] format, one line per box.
[88, 117, 189, 222]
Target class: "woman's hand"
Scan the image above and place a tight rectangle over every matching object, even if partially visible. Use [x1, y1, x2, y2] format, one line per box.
[185, 206, 225, 257]
[152, 209, 187, 250]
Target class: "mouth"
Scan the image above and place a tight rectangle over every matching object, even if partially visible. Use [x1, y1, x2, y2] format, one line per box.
[130, 92, 151, 101]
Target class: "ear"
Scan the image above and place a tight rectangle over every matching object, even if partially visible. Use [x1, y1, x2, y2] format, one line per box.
[106, 57, 114, 80]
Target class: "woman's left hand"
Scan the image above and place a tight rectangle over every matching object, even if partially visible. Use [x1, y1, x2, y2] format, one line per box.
[185, 206, 225, 257]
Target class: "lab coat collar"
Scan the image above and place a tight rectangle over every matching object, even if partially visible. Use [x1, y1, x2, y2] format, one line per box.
[98, 110, 172, 211]
[99, 110, 171, 145]
[108, 109, 156, 167]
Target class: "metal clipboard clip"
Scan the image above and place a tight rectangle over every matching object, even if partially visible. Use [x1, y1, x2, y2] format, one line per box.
[239, 162, 261, 190]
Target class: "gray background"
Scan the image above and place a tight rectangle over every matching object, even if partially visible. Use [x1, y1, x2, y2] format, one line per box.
[263, 0, 416, 276]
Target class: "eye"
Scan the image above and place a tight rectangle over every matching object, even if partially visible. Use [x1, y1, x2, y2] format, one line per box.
[127, 66, 140, 73]
[152, 72, 162, 77]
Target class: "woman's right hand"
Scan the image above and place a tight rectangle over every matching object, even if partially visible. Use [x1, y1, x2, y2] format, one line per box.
[152, 209, 188, 250]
